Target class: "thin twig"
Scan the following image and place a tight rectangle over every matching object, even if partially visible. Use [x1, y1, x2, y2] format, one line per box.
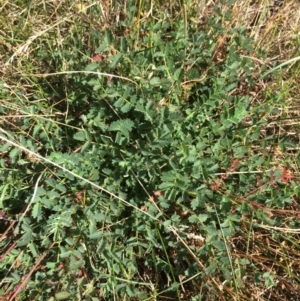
[8, 242, 56, 301]
[14, 173, 43, 235]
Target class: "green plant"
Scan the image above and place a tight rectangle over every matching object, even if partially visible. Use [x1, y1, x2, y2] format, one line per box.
[1, 0, 300, 300]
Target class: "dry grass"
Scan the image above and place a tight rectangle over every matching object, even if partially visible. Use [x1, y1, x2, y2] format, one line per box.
[192, 1, 300, 300]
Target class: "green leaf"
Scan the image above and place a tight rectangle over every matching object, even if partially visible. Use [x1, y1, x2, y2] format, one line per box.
[212, 239, 226, 251]
[199, 214, 209, 222]
[17, 228, 32, 247]
[29, 242, 38, 257]
[159, 182, 174, 189]
[73, 130, 91, 141]
[19, 135, 26, 146]
[0, 184, 9, 209]
[81, 140, 91, 153]
[60, 251, 72, 258]
[55, 292, 71, 300]
[55, 184, 66, 193]
[65, 237, 75, 245]
[205, 261, 218, 275]
[159, 200, 170, 209]
[114, 98, 124, 108]
[80, 114, 87, 124]
[9, 147, 20, 160]
[150, 77, 161, 86]
[161, 171, 178, 182]
[90, 231, 103, 239]
[173, 68, 183, 81]
[121, 103, 132, 113]
[186, 68, 199, 80]
[69, 259, 84, 271]
[120, 37, 127, 52]
[153, 51, 165, 57]
[108, 119, 134, 139]
[188, 214, 198, 223]
[85, 62, 99, 71]
[35, 187, 46, 197]
[32, 202, 41, 219]
[0, 142, 11, 152]
[109, 119, 134, 131]
[109, 53, 122, 68]
[105, 28, 113, 44]
[95, 43, 107, 53]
